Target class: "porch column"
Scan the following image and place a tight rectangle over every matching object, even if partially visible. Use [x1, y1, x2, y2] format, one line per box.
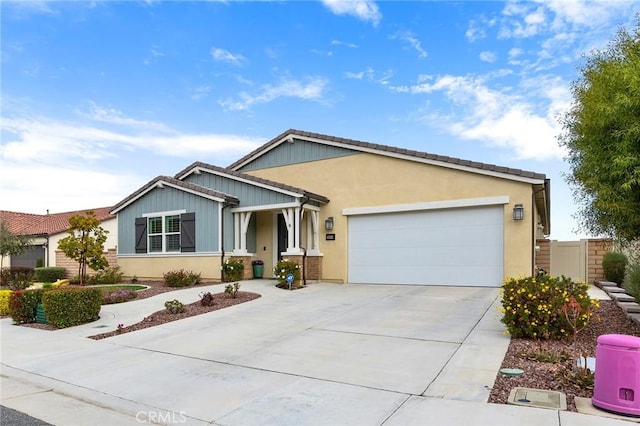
[281, 207, 301, 254]
[307, 210, 320, 255]
[233, 211, 253, 254]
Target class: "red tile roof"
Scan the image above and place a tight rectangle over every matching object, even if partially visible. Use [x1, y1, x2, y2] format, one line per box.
[0, 207, 114, 236]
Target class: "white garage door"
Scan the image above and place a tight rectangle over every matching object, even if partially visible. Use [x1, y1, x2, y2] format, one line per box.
[348, 206, 504, 286]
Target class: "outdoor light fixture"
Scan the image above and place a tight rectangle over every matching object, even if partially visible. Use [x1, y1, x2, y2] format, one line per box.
[325, 217, 334, 231]
[513, 204, 525, 221]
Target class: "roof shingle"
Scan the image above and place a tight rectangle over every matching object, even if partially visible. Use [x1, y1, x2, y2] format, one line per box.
[228, 129, 547, 181]
[0, 207, 114, 236]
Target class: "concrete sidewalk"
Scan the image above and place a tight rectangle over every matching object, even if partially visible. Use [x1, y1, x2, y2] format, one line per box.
[0, 281, 632, 426]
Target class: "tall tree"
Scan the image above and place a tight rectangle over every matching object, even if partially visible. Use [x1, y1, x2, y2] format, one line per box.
[559, 18, 640, 242]
[57, 211, 109, 285]
[0, 220, 33, 270]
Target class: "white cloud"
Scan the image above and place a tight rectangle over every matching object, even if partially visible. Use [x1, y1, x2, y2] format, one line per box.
[479, 51, 497, 63]
[219, 76, 328, 111]
[321, 0, 381, 27]
[391, 31, 428, 59]
[331, 39, 358, 48]
[191, 85, 212, 101]
[345, 67, 394, 85]
[0, 109, 265, 213]
[210, 47, 247, 66]
[80, 102, 173, 132]
[390, 74, 569, 160]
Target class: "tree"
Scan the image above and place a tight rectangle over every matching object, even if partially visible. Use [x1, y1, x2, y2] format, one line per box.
[57, 211, 109, 285]
[559, 18, 640, 242]
[0, 220, 32, 270]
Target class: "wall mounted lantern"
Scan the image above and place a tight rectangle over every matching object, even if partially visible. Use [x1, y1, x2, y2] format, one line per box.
[513, 204, 525, 221]
[325, 217, 334, 231]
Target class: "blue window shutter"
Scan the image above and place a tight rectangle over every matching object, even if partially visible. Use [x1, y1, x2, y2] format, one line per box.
[135, 217, 147, 253]
[181, 212, 196, 252]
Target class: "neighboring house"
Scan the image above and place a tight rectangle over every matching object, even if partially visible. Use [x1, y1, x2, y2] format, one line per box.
[0, 208, 117, 277]
[112, 129, 551, 287]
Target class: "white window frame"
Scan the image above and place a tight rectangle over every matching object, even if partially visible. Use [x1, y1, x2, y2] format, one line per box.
[143, 210, 186, 253]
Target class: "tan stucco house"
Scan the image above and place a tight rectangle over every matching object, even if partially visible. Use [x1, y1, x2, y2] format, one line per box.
[111, 129, 550, 286]
[0, 208, 117, 276]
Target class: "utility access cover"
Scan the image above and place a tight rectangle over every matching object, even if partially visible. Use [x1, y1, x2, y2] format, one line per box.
[508, 387, 567, 410]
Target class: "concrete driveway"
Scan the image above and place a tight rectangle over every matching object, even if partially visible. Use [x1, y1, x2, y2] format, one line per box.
[3, 281, 619, 425]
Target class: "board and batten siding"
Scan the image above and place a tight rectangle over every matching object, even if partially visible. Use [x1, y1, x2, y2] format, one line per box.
[237, 138, 357, 172]
[185, 173, 295, 207]
[117, 186, 220, 254]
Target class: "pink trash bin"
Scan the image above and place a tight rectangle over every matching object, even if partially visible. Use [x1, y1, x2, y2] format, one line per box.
[592, 334, 640, 417]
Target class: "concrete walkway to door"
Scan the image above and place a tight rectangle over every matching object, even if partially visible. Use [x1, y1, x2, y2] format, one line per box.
[1, 281, 629, 425]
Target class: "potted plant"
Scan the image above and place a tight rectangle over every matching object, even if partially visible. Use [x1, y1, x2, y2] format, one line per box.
[251, 259, 264, 279]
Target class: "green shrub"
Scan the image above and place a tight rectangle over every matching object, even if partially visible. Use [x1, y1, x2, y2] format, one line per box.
[1, 267, 34, 290]
[0, 289, 12, 315]
[164, 299, 185, 314]
[222, 259, 244, 282]
[42, 288, 102, 328]
[199, 291, 214, 306]
[225, 282, 240, 298]
[88, 266, 124, 285]
[34, 267, 67, 283]
[602, 252, 628, 285]
[273, 259, 300, 286]
[9, 289, 46, 324]
[163, 269, 201, 287]
[624, 261, 640, 302]
[36, 258, 44, 268]
[500, 275, 598, 339]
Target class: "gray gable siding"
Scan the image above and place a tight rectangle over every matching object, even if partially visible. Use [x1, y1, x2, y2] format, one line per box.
[185, 173, 296, 207]
[118, 186, 220, 254]
[237, 138, 357, 172]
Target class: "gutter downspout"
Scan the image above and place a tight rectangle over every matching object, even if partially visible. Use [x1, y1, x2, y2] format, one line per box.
[299, 196, 310, 286]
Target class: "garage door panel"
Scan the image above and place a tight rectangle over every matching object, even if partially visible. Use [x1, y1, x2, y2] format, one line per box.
[348, 206, 504, 286]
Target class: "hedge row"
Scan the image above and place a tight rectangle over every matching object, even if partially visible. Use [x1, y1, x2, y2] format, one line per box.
[8, 287, 101, 329]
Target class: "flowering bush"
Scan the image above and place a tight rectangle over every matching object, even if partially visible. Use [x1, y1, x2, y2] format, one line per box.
[0, 289, 12, 315]
[222, 259, 244, 282]
[273, 259, 300, 286]
[102, 290, 137, 305]
[225, 282, 240, 298]
[500, 275, 598, 339]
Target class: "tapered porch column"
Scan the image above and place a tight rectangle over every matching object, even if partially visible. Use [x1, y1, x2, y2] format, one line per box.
[281, 207, 303, 254]
[233, 211, 253, 254]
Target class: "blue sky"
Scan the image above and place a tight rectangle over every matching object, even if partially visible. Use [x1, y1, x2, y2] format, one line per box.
[1, 0, 637, 240]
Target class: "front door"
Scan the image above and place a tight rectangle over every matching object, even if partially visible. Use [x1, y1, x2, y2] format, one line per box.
[277, 213, 287, 261]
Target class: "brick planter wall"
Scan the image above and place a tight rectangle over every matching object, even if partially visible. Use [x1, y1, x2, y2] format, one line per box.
[305, 255, 323, 281]
[55, 248, 117, 279]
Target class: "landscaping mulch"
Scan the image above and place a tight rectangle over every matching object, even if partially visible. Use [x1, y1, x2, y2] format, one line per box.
[88, 290, 260, 340]
[488, 300, 640, 412]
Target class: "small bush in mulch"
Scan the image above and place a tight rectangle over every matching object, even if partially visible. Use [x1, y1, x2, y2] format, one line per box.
[164, 299, 185, 314]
